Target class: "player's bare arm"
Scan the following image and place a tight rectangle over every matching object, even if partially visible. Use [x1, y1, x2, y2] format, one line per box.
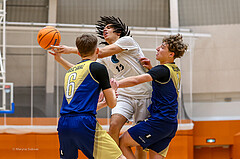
[49, 50, 74, 70]
[98, 44, 124, 58]
[118, 74, 153, 88]
[56, 56, 74, 70]
[97, 78, 119, 111]
[51, 45, 78, 54]
[103, 88, 117, 109]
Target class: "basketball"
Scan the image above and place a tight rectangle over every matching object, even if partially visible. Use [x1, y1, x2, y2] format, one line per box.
[37, 26, 61, 50]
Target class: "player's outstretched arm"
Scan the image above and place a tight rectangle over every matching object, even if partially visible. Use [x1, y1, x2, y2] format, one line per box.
[118, 74, 153, 88]
[48, 51, 74, 70]
[98, 44, 124, 58]
[102, 88, 117, 109]
[51, 45, 78, 54]
[56, 56, 75, 70]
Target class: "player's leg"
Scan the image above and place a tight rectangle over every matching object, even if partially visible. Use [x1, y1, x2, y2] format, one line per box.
[120, 117, 157, 159]
[147, 121, 178, 159]
[110, 96, 134, 145]
[119, 131, 140, 159]
[109, 114, 128, 145]
[133, 98, 151, 159]
[58, 135, 78, 159]
[93, 122, 123, 159]
[133, 98, 151, 123]
[149, 149, 165, 159]
[58, 117, 79, 159]
[135, 146, 147, 159]
[118, 154, 127, 159]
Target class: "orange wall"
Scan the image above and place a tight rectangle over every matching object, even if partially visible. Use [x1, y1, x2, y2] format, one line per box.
[0, 133, 59, 159]
[193, 120, 240, 159]
[0, 127, 193, 159]
[0, 132, 193, 159]
[193, 120, 240, 146]
[233, 132, 240, 159]
[167, 130, 193, 159]
[194, 147, 232, 159]
[2, 119, 240, 159]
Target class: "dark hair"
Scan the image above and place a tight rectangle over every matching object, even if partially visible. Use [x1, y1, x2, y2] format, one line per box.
[75, 34, 98, 57]
[162, 34, 188, 58]
[96, 16, 130, 41]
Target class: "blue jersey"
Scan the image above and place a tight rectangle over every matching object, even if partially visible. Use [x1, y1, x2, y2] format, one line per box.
[128, 63, 180, 156]
[58, 60, 122, 159]
[147, 63, 181, 123]
[60, 60, 110, 116]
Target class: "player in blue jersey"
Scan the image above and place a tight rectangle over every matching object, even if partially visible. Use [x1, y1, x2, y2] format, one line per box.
[113, 34, 188, 159]
[56, 33, 126, 159]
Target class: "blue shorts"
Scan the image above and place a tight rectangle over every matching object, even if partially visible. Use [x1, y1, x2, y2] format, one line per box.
[57, 114, 122, 159]
[128, 117, 177, 157]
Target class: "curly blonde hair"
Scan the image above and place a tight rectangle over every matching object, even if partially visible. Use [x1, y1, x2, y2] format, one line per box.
[162, 34, 188, 58]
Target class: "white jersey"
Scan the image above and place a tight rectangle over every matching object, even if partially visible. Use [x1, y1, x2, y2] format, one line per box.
[97, 36, 152, 99]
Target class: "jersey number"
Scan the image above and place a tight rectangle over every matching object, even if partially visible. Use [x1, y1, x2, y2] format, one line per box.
[66, 73, 77, 99]
[116, 64, 124, 72]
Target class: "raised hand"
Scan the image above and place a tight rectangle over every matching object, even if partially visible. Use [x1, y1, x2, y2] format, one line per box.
[48, 50, 62, 61]
[110, 78, 119, 91]
[140, 57, 152, 70]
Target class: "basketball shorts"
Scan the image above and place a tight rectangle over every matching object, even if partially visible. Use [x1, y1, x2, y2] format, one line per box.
[111, 95, 151, 124]
[57, 114, 122, 159]
[128, 117, 178, 157]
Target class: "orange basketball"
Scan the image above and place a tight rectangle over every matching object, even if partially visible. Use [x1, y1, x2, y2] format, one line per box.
[37, 26, 61, 50]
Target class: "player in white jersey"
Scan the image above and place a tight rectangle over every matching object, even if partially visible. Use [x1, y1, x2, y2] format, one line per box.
[51, 16, 152, 159]
[97, 36, 151, 99]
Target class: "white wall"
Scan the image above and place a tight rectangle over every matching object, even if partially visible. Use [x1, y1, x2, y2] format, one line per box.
[4, 24, 240, 120]
[188, 24, 240, 94]
[185, 24, 240, 121]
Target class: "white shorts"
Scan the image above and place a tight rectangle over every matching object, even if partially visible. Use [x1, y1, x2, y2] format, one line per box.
[111, 95, 151, 124]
